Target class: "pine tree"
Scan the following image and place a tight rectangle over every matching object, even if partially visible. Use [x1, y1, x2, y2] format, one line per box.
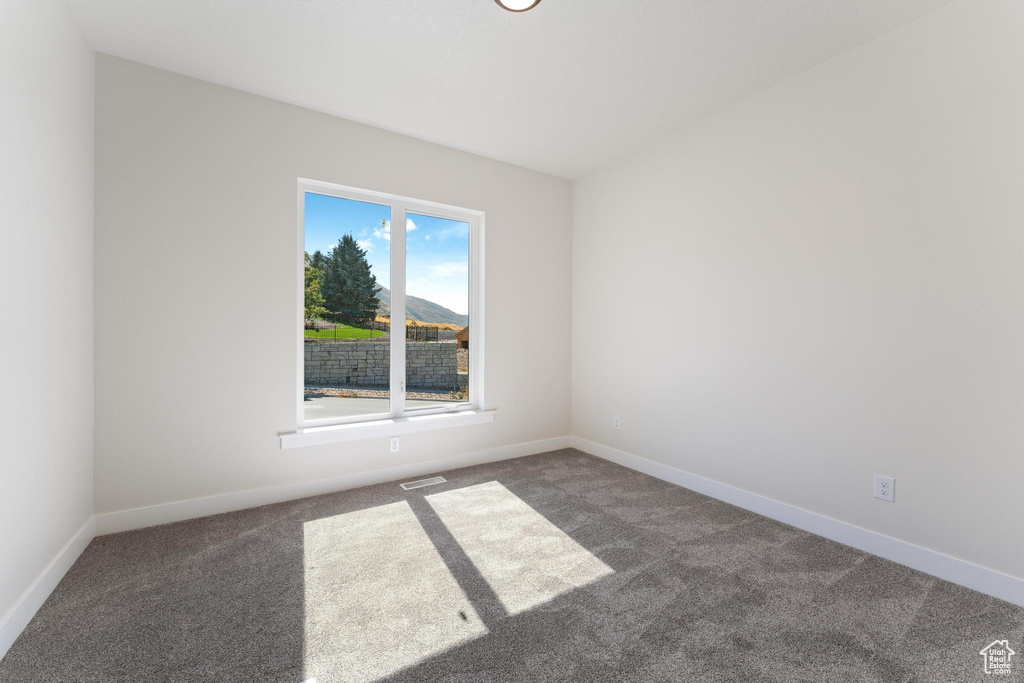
[322, 235, 380, 326]
[303, 252, 328, 323]
[309, 250, 328, 274]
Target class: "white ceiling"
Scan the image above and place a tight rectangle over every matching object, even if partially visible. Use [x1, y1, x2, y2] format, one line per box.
[65, 0, 955, 179]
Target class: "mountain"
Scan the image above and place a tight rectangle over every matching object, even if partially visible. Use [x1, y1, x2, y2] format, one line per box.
[375, 286, 468, 327]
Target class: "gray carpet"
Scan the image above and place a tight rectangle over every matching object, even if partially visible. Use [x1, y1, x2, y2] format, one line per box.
[1, 449, 1021, 682]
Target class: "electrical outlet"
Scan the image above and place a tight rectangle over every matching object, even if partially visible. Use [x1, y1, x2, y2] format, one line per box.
[390, 437, 400, 453]
[612, 415, 621, 431]
[874, 475, 894, 502]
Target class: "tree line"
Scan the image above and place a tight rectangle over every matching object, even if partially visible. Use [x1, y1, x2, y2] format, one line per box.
[305, 235, 380, 326]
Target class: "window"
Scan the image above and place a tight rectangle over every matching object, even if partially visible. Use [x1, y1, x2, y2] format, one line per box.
[297, 179, 483, 430]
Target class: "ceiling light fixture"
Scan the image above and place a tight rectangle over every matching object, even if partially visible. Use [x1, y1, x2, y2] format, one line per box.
[495, 0, 542, 12]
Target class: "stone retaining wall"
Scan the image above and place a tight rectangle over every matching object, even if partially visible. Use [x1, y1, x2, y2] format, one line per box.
[304, 340, 457, 390]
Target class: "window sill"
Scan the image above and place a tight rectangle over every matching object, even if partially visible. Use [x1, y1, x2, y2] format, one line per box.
[279, 409, 495, 449]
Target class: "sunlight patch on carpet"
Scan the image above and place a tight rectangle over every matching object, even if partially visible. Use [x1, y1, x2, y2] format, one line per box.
[426, 481, 614, 615]
[303, 501, 487, 682]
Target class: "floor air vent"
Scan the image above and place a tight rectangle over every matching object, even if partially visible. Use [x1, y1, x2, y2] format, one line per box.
[400, 476, 447, 491]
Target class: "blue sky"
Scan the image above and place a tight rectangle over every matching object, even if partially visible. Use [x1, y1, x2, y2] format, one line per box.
[304, 192, 469, 315]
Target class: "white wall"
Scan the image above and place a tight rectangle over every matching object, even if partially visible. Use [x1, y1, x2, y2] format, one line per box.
[573, 0, 1024, 582]
[0, 0, 95, 645]
[94, 56, 572, 516]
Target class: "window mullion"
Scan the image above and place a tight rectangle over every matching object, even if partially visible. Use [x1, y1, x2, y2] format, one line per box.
[390, 205, 407, 417]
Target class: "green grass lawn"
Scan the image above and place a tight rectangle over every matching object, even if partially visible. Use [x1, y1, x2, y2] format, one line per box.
[304, 324, 386, 340]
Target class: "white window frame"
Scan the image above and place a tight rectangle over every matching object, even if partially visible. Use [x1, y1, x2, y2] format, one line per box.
[294, 178, 485, 433]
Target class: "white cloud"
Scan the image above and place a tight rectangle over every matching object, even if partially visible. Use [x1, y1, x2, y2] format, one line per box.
[407, 218, 418, 232]
[428, 261, 469, 278]
[424, 235, 431, 241]
[432, 222, 470, 243]
[357, 238, 373, 252]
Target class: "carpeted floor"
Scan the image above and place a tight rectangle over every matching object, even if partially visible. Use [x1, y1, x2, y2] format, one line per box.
[1, 449, 1021, 682]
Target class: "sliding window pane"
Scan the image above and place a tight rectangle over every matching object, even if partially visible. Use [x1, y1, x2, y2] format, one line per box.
[303, 192, 391, 422]
[404, 213, 470, 410]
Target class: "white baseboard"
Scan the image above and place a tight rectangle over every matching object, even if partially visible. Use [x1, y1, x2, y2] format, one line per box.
[570, 436, 1024, 608]
[0, 516, 96, 661]
[96, 436, 571, 535]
